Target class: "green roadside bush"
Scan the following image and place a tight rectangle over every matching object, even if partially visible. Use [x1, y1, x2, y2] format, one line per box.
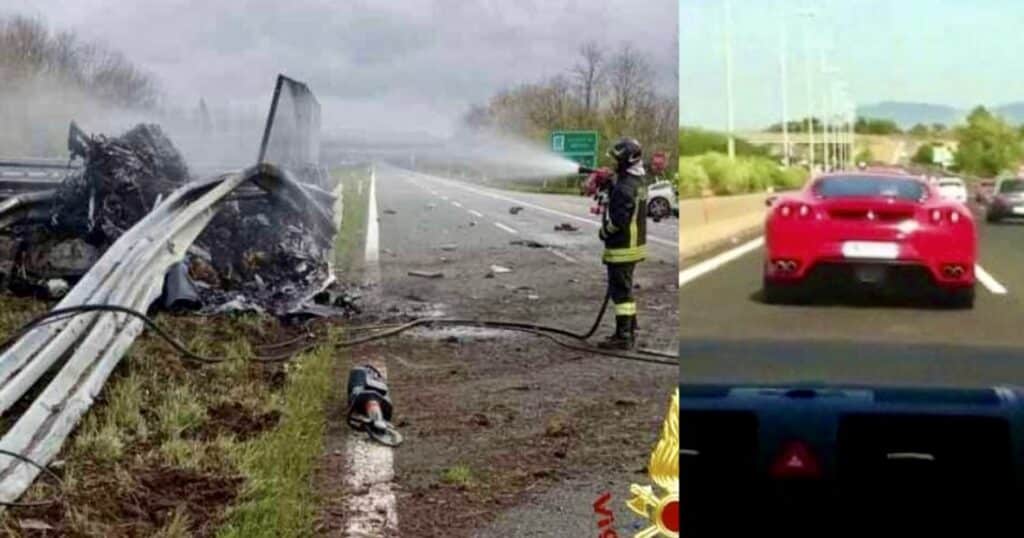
[677, 158, 708, 197]
[678, 152, 808, 197]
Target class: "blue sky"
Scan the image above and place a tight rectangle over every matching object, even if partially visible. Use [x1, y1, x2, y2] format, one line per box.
[680, 0, 1024, 129]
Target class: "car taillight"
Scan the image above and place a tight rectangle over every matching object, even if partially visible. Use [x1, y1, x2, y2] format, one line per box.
[928, 208, 966, 224]
[778, 203, 813, 219]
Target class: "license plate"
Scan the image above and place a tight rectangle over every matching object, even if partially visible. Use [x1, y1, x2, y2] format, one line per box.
[854, 265, 886, 283]
[841, 241, 899, 259]
[1012, 207, 1024, 215]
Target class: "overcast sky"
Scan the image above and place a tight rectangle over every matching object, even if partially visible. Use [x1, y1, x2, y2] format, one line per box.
[681, 0, 1024, 130]
[6, 0, 677, 138]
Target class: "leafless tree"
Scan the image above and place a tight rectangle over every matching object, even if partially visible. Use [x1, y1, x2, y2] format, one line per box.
[570, 41, 604, 117]
[606, 43, 654, 128]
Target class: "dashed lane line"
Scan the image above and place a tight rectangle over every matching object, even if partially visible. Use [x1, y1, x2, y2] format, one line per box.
[678, 236, 764, 287]
[494, 222, 519, 234]
[976, 264, 1008, 295]
[401, 170, 676, 248]
[547, 248, 578, 263]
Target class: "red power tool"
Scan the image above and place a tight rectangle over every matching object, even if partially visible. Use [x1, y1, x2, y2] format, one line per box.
[579, 165, 614, 215]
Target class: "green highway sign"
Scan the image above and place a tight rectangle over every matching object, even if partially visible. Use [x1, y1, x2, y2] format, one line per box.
[551, 130, 598, 169]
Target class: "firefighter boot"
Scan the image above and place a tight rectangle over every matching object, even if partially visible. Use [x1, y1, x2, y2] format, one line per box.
[598, 315, 635, 350]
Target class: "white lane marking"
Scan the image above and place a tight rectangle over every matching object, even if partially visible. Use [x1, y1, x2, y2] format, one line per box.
[494, 222, 519, 234]
[343, 363, 399, 536]
[468, 209, 483, 218]
[679, 236, 765, 287]
[976, 264, 1008, 295]
[451, 201, 463, 208]
[547, 248, 577, 263]
[365, 167, 380, 267]
[403, 170, 675, 247]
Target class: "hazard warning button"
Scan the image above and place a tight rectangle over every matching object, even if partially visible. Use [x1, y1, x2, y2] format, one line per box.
[770, 440, 822, 479]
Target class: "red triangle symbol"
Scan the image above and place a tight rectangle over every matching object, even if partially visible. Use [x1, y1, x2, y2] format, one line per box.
[770, 441, 821, 479]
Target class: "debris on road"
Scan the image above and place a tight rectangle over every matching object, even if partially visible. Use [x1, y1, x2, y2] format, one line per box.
[489, 264, 512, 274]
[409, 270, 444, 279]
[509, 206, 524, 215]
[554, 222, 579, 232]
[383, 209, 397, 215]
[440, 243, 458, 251]
[510, 239, 545, 248]
[425, 203, 437, 209]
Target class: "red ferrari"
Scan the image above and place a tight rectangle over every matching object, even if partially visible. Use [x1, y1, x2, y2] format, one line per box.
[763, 172, 977, 307]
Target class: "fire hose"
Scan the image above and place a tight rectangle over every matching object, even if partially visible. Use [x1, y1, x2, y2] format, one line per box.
[0, 293, 674, 456]
[0, 294, 677, 366]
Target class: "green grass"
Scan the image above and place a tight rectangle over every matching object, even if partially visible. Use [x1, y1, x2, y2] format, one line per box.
[440, 464, 476, 487]
[0, 164, 372, 536]
[217, 337, 337, 538]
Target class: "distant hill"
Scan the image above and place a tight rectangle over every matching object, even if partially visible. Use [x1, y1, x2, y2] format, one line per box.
[993, 102, 1024, 123]
[856, 101, 962, 128]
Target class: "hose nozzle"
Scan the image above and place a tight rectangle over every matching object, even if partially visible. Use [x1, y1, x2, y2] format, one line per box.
[578, 165, 597, 175]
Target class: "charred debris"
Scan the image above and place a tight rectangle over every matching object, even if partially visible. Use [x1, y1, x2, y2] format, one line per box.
[0, 122, 358, 318]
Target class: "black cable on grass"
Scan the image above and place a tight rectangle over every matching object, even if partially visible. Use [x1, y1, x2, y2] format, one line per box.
[0, 296, 676, 366]
[0, 448, 64, 508]
[0, 305, 298, 363]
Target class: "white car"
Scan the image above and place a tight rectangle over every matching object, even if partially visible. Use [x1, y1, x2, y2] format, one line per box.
[647, 180, 678, 221]
[937, 177, 968, 204]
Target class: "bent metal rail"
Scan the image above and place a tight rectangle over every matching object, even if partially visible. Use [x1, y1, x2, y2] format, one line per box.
[0, 162, 332, 502]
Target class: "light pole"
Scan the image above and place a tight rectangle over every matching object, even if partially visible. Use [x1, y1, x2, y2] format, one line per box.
[821, 62, 838, 173]
[724, 0, 736, 159]
[799, 7, 816, 171]
[779, 0, 790, 166]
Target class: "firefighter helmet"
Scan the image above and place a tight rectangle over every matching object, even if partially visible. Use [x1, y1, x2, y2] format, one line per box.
[609, 137, 642, 165]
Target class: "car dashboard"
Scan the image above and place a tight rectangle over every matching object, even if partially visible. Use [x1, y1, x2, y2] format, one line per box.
[679, 383, 1024, 536]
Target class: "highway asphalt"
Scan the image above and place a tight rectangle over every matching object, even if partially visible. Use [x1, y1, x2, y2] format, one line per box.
[357, 164, 678, 537]
[680, 201, 1024, 387]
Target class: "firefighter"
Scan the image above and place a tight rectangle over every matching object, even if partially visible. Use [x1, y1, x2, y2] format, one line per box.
[598, 137, 647, 350]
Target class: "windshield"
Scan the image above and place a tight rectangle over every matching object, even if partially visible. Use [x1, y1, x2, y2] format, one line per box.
[999, 179, 1024, 193]
[812, 175, 927, 201]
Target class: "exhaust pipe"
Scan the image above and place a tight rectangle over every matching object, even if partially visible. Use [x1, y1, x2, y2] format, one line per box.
[942, 265, 965, 278]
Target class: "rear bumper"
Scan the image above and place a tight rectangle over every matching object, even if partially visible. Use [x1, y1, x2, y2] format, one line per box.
[766, 261, 973, 295]
[764, 241, 975, 290]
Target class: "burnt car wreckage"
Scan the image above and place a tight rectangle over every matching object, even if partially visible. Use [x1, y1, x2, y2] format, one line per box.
[0, 75, 351, 502]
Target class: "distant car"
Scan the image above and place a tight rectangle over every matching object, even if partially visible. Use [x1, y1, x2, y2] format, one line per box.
[646, 180, 678, 221]
[986, 178, 1024, 223]
[763, 172, 976, 307]
[936, 177, 968, 204]
[976, 180, 996, 204]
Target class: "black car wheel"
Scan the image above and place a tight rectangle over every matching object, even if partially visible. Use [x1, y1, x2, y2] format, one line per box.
[648, 197, 671, 220]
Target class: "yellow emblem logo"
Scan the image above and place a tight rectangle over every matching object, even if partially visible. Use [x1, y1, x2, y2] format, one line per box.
[626, 389, 679, 538]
